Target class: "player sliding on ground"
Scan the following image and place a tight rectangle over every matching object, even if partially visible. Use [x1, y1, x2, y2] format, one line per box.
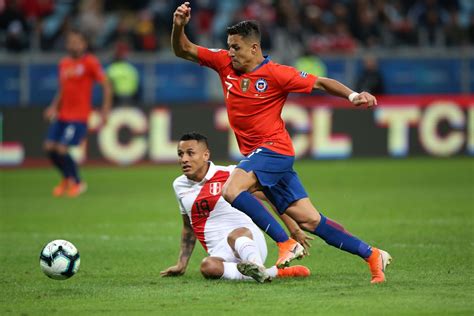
[160, 133, 311, 282]
[172, 2, 392, 283]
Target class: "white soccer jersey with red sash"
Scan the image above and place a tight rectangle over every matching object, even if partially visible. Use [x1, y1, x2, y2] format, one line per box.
[173, 162, 258, 253]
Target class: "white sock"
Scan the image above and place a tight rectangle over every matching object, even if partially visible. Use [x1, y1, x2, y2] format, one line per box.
[234, 236, 263, 266]
[221, 262, 277, 281]
[266, 266, 278, 278]
[221, 262, 252, 280]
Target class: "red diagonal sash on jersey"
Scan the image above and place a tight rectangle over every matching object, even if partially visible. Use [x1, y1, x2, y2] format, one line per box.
[191, 170, 230, 251]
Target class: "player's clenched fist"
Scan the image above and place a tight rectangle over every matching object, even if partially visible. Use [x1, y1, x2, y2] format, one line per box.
[352, 91, 378, 108]
[173, 2, 191, 27]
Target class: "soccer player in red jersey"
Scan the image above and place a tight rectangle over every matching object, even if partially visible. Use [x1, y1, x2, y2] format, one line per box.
[172, 3, 392, 283]
[44, 29, 112, 197]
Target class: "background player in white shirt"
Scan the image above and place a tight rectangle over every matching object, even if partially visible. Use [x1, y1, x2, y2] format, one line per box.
[160, 132, 311, 282]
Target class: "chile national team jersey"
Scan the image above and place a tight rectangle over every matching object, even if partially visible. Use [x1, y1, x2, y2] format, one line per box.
[58, 53, 106, 122]
[197, 46, 318, 156]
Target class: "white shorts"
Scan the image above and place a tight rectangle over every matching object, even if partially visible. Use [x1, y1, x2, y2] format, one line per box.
[207, 226, 268, 264]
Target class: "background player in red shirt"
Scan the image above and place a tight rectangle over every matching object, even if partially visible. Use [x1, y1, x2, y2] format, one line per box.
[43, 29, 112, 197]
[172, 2, 391, 283]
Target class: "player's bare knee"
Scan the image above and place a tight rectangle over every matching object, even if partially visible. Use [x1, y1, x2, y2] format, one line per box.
[200, 257, 223, 279]
[227, 227, 252, 249]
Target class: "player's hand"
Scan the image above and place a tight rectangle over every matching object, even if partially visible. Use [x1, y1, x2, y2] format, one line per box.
[173, 2, 191, 27]
[43, 105, 57, 122]
[352, 91, 377, 108]
[160, 265, 186, 277]
[291, 229, 314, 255]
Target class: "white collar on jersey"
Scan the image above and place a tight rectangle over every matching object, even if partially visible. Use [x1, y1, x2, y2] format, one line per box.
[203, 161, 217, 181]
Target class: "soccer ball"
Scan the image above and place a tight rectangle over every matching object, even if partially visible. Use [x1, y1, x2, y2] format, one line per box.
[39, 239, 80, 280]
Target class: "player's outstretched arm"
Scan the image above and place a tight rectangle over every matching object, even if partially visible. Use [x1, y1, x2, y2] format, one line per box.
[313, 77, 378, 108]
[160, 215, 196, 277]
[171, 2, 198, 62]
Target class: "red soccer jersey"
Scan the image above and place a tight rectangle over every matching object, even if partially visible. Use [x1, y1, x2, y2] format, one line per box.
[57, 53, 106, 122]
[198, 46, 317, 156]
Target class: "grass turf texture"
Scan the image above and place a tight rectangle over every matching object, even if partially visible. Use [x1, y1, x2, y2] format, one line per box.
[1, 158, 473, 315]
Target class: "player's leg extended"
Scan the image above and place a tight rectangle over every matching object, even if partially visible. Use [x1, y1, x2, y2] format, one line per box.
[55, 144, 82, 196]
[208, 258, 275, 282]
[285, 198, 392, 283]
[227, 227, 271, 283]
[227, 227, 310, 280]
[201, 257, 269, 282]
[45, 142, 70, 197]
[228, 227, 265, 266]
[45, 142, 67, 176]
[44, 121, 70, 196]
[222, 169, 289, 243]
[58, 122, 88, 197]
[203, 229, 270, 282]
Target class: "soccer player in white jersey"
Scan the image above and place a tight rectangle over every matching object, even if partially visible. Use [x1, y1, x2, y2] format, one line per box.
[160, 132, 311, 282]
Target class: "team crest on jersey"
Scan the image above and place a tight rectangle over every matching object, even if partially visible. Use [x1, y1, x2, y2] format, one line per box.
[209, 182, 222, 196]
[299, 71, 308, 78]
[241, 78, 250, 92]
[255, 78, 268, 92]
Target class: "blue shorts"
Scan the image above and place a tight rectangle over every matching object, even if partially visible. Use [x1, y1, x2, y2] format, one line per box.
[46, 120, 88, 146]
[237, 147, 308, 214]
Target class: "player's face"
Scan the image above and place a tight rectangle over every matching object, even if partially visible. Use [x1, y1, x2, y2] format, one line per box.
[177, 140, 210, 181]
[66, 33, 87, 58]
[227, 35, 258, 72]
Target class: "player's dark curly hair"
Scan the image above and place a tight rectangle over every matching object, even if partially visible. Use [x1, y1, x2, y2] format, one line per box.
[227, 20, 261, 42]
[179, 132, 209, 149]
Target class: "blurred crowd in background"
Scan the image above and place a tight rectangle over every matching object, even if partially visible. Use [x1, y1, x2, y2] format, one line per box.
[1, 0, 473, 55]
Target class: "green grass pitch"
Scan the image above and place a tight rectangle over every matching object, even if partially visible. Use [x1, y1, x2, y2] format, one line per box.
[1, 158, 473, 315]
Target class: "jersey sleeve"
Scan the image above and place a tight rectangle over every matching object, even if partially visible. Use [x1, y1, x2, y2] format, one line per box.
[87, 55, 106, 82]
[175, 193, 187, 215]
[172, 179, 187, 215]
[272, 64, 317, 94]
[197, 46, 230, 72]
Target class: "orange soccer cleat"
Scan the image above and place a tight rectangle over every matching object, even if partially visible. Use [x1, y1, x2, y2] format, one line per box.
[366, 247, 392, 284]
[277, 265, 311, 278]
[52, 178, 70, 197]
[67, 181, 87, 198]
[276, 238, 305, 268]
